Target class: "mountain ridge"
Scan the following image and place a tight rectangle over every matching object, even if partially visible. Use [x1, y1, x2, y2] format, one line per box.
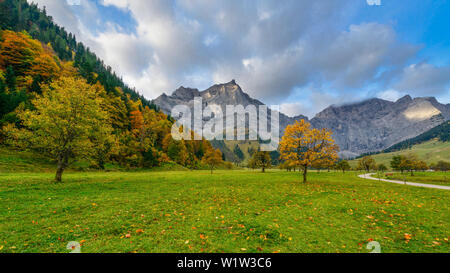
[153, 81, 449, 157]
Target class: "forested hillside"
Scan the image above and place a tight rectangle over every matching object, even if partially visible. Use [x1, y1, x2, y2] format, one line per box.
[0, 0, 218, 173]
[0, 0, 151, 106]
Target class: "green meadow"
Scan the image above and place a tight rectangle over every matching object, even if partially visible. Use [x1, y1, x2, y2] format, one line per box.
[381, 172, 450, 186]
[350, 140, 450, 168]
[0, 170, 448, 253]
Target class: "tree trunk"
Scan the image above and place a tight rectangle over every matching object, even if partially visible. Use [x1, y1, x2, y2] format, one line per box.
[55, 164, 64, 182]
[55, 154, 67, 182]
[303, 165, 308, 183]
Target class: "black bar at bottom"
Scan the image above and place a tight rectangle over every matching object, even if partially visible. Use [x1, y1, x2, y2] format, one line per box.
[0, 253, 444, 272]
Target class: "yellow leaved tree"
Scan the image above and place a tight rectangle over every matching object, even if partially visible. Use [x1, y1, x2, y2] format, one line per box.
[280, 120, 339, 183]
[5, 77, 114, 182]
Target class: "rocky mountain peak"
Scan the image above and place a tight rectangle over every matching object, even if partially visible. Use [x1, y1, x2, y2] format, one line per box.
[172, 86, 200, 100]
[396, 95, 413, 104]
[153, 82, 449, 157]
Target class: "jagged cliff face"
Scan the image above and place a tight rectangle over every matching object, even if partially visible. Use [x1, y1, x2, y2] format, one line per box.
[153, 81, 449, 157]
[153, 80, 308, 136]
[311, 96, 449, 157]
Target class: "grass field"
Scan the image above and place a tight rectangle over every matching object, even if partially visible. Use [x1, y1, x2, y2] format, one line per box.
[0, 170, 448, 253]
[380, 171, 450, 186]
[350, 140, 450, 169]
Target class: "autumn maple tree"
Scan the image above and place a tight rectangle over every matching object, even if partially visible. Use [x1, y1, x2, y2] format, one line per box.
[0, 30, 59, 80]
[280, 119, 339, 183]
[5, 77, 114, 182]
[202, 148, 223, 174]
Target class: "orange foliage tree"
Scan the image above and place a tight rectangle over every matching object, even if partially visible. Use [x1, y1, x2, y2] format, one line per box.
[0, 30, 59, 80]
[280, 120, 339, 183]
[202, 148, 223, 174]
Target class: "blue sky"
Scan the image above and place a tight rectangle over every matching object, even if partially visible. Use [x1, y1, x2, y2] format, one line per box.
[31, 0, 450, 118]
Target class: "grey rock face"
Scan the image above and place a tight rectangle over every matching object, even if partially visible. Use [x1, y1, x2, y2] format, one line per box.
[153, 82, 449, 157]
[310, 96, 448, 157]
[153, 80, 308, 135]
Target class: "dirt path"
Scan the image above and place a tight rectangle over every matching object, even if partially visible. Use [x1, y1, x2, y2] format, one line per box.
[358, 173, 450, 190]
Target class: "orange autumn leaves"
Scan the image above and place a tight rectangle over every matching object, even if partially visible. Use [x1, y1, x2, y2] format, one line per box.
[0, 30, 59, 80]
[280, 119, 339, 182]
[202, 148, 223, 174]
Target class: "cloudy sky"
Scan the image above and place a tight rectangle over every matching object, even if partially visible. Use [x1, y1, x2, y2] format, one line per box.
[30, 0, 450, 118]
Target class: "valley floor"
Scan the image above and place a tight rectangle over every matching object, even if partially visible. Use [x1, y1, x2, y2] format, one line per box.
[0, 170, 448, 253]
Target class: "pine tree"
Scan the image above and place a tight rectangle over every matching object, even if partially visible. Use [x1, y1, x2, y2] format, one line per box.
[5, 66, 16, 92]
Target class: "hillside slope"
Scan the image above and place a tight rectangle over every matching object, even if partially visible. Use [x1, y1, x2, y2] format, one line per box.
[351, 139, 450, 168]
[0, 0, 219, 170]
[0, 0, 154, 107]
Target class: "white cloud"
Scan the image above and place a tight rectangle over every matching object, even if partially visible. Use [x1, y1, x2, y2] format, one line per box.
[280, 103, 308, 118]
[27, 0, 449, 117]
[377, 89, 406, 102]
[393, 63, 450, 96]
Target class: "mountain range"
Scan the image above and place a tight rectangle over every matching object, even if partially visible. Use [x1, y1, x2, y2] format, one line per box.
[153, 80, 450, 158]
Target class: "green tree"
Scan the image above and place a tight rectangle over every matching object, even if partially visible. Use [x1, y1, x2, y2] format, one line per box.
[434, 161, 450, 172]
[413, 160, 428, 172]
[251, 151, 272, 173]
[336, 160, 351, 173]
[0, 77, 6, 116]
[391, 155, 404, 173]
[5, 66, 17, 92]
[5, 77, 113, 182]
[248, 158, 257, 170]
[233, 145, 244, 162]
[377, 164, 388, 173]
[403, 154, 419, 176]
[358, 156, 376, 172]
